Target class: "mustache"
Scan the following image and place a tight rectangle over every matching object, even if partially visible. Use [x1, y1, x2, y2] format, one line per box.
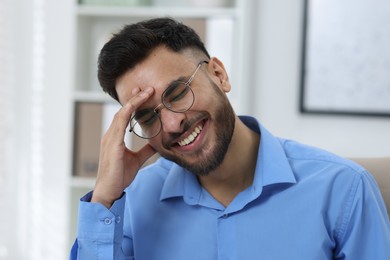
[162, 112, 208, 147]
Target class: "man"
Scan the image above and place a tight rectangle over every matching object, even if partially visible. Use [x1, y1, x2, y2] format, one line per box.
[71, 18, 390, 259]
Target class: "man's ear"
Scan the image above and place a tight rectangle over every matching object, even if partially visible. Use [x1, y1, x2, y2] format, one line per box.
[207, 57, 231, 93]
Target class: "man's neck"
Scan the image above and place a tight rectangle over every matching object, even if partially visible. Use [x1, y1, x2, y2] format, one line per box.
[198, 116, 260, 207]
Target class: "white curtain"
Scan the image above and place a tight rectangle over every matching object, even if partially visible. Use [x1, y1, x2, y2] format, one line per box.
[0, 0, 52, 259]
[0, 0, 18, 258]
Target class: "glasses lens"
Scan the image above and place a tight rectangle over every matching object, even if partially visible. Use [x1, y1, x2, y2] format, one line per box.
[162, 82, 194, 112]
[130, 109, 161, 138]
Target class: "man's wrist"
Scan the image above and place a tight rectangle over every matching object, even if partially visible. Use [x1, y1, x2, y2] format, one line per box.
[91, 192, 115, 209]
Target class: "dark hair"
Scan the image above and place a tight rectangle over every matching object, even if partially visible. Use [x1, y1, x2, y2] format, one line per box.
[97, 17, 210, 101]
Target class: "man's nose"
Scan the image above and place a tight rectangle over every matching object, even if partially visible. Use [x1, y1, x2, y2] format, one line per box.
[159, 108, 186, 134]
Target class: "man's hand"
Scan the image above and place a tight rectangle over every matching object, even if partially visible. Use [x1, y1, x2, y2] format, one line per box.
[91, 87, 156, 208]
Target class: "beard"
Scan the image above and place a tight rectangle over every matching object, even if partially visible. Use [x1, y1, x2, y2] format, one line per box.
[159, 80, 236, 176]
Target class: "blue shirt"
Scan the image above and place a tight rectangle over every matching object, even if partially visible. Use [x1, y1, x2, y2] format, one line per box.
[71, 116, 390, 260]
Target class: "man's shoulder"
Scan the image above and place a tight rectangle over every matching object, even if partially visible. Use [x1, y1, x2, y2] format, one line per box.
[279, 138, 366, 180]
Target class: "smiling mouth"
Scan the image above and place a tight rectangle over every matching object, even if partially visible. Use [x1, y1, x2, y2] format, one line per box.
[177, 125, 203, 147]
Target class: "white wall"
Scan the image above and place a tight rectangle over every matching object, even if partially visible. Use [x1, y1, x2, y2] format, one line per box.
[252, 0, 390, 157]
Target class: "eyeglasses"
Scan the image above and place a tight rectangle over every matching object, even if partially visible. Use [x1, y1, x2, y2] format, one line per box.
[129, 60, 208, 139]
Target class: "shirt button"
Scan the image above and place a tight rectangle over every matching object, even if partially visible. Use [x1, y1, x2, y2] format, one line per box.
[104, 218, 112, 225]
[222, 214, 229, 218]
[115, 216, 121, 223]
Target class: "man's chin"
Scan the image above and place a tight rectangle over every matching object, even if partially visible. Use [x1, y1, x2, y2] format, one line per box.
[161, 148, 225, 176]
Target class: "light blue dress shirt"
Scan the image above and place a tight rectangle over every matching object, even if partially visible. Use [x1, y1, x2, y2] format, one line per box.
[72, 116, 390, 260]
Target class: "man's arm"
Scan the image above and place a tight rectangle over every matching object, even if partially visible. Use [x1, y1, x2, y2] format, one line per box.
[92, 87, 156, 208]
[70, 87, 156, 259]
[70, 192, 128, 260]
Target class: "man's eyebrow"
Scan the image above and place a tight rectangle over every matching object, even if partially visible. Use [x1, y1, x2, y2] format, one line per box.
[134, 107, 153, 118]
[163, 76, 187, 94]
[164, 67, 195, 89]
[133, 74, 188, 110]
[168, 76, 186, 86]
[131, 88, 157, 112]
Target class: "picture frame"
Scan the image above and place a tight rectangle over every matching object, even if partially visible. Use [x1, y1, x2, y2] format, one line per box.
[300, 0, 390, 116]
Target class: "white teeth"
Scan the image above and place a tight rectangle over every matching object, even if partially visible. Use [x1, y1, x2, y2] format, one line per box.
[178, 125, 203, 147]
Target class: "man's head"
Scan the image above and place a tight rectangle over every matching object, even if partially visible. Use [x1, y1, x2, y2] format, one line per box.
[98, 18, 236, 176]
[98, 17, 210, 101]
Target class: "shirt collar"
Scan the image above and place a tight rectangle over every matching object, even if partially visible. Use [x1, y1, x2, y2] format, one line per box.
[160, 163, 202, 204]
[241, 116, 296, 190]
[160, 116, 296, 202]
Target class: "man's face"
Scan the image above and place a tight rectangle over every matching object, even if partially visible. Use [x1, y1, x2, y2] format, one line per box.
[116, 47, 235, 176]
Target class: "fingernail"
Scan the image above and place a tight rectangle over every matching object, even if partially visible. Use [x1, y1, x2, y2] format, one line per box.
[144, 87, 153, 93]
[139, 87, 153, 97]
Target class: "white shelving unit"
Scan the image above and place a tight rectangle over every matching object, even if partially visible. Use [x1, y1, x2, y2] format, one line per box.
[67, 0, 257, 251]
[77, 5, 238, 17]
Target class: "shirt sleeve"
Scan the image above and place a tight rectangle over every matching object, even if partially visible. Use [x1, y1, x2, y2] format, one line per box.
[334, 170, 390, 259]
[71, 191, 132, 260]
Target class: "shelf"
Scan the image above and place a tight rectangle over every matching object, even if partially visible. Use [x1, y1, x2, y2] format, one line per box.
[77, 5, 238, 18]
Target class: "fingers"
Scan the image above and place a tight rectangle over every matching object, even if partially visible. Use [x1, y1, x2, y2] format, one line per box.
[121, 87, 154, 127]
[108, 87, 154, 143]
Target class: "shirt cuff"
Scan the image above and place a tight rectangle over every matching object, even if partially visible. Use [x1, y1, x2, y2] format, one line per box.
[77, 191, 126, 243]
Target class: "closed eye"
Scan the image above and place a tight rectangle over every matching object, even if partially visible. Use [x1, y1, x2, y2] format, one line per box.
[134, 109, 158, 127]
[164, 82, 189, 103]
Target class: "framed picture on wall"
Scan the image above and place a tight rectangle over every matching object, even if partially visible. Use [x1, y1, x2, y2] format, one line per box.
[300, 0, 390, 116]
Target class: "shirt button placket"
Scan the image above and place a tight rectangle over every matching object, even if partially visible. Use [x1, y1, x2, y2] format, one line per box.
[217, 213, 235, 260]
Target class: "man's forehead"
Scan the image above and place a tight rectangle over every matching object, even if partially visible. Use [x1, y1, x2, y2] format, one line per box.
[116, 55, 195, 105]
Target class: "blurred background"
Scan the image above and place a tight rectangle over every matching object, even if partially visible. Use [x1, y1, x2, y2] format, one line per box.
[1, 0, 389, 259]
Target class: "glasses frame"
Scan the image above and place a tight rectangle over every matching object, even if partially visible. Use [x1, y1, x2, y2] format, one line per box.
[129, 60, 209, 139]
